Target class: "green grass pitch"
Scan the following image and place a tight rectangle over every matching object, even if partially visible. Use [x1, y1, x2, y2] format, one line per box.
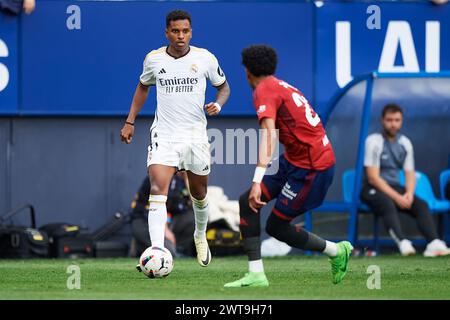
[0, 255, 449, 300]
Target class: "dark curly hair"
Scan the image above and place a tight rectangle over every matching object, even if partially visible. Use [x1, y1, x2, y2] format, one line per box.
[166, 10, 192, 28]
[241, 45, 277, 77]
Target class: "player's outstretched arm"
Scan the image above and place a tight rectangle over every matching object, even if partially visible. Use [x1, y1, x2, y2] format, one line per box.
[248, 118, 278, 212]
[204, 81, 230, 116]
[257, 118, 278, 169]
[120, 82, 150, 144]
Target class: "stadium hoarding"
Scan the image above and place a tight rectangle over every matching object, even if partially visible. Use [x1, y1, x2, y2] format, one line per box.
[0, 14, 18, 115]
[19, 0, 313, 116]
[3, 1, 450, 117]
[315, 1, 450, 117]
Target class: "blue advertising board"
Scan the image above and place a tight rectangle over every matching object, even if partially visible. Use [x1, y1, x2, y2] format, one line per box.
[315, 2, 450, 115]
[19, 1, 313, 116]
[0, 15, 18, 115]
[2, 1, 450, 116]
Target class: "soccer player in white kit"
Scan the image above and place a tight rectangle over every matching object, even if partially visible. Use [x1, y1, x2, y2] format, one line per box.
[120, 10, 230, 267]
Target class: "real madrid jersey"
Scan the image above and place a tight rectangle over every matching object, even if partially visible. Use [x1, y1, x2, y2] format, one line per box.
[140, 46, 226, 143]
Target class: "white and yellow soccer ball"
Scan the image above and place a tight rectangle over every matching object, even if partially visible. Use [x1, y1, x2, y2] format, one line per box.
[138, 246, 174, 278]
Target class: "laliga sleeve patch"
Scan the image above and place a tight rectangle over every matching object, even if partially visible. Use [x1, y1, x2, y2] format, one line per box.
[257, 105, 266, 114]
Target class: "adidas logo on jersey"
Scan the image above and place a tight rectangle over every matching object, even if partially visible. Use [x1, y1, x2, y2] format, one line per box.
[158, 68, 167, 74]
[202, 165, 209, 171]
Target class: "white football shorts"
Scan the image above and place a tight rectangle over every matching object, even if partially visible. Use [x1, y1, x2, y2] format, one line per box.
[147, 139, 211, 176]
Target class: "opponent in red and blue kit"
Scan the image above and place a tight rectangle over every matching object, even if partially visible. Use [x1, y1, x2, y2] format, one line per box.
[224, 45, 353, 288]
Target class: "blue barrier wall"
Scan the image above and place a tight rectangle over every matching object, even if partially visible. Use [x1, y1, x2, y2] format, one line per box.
[3, 0, 314, 115]
[0, 14, 18, 114]
[1, 1, 449, 242]
[316, 2, 450, 112]
[2, 1, 450, 115]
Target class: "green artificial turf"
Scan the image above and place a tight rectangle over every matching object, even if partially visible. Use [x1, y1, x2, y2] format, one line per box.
[0, 255, 449, 300]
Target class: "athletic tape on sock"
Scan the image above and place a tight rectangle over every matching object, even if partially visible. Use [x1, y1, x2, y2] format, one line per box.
[149, 194, 167, 203]
[191, 194, 208, 209]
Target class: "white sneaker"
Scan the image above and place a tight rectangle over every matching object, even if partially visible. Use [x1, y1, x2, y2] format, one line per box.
[194, 236, 211, 267]
[423, 239, 450, 257]
[398, 239, 416, 256]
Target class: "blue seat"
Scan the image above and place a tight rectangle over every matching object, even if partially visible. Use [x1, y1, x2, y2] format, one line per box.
[343, 169, 450, 247]
[342, 170, 370, 212]
[439, 169, 450, 241]
[344, 169, 450, 213]
[398, 171, 450, 213]
[306, 169, 450, 251]
[439, 169, 450, 200]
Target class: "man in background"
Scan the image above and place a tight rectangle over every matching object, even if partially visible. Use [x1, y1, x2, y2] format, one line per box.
[361, 103, 450, 257]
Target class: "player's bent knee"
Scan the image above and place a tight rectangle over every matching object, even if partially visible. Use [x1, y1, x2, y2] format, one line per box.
[265, 214, 287, 240]
[239, 190, 252, 215]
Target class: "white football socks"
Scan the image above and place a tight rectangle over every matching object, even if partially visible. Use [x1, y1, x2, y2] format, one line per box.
[148, 194, 168, 248]
[191, 194, 209, 239]
[249, 259, 264, 273]
[323, 240, 338, 257]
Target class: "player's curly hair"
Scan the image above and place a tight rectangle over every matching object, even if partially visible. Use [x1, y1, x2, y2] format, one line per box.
[166, 10, 192, 27]
[241, 45, 277, 77]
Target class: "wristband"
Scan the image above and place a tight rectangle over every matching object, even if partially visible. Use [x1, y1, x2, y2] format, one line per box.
[125, 121, 134, 126]
[252, 166, 266, 184]
[213, 102, 222, 113]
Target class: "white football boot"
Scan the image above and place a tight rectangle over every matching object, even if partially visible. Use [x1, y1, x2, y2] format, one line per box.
[194, 236, 211, 267]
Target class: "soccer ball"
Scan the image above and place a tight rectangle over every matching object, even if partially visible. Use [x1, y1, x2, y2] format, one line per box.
[138, 246, 174, 278]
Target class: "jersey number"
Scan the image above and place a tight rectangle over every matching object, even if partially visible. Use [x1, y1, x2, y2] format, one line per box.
[291, 92, 321, 127]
